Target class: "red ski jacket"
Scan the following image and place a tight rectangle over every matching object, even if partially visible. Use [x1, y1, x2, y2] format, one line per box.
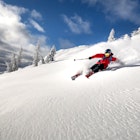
[90, 53, 117, 69]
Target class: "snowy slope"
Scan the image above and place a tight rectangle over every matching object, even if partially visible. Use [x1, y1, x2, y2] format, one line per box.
[0, 34, 140, 140]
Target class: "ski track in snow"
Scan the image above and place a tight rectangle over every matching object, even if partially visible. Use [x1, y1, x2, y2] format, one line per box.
[0, 89, 140, 140]
[0, 65, 140, 140]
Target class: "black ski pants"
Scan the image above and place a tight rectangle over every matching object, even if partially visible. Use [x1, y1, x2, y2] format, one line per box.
[90, 64, 105, 73]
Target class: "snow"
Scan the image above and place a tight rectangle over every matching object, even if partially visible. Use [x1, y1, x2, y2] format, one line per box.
[0, 34, 140, 140]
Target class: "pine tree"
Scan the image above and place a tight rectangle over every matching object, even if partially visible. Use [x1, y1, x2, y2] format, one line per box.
[6, 48, 23, 72]
[123, 34, 130, 40]
[131, 27, 140, 36]
[108, 28, 115, 42]
[11, 53, 18, 71]
[40, 56, 45, 64]
[6, 61, 12, 72]
[45, 45, 56, 63]
[33, 43, 40, 66]
[17, 47, 23, 67]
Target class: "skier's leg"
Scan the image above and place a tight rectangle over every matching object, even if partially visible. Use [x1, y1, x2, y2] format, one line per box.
[85, 70, 94, 78]
[92, 65, 100, 73]
[85, 64, 97, 78]
[97, 64, 105, 71]
[91, 64, 105, 72]
[90, 64, 98, 71]
[85, 64, 101, 78]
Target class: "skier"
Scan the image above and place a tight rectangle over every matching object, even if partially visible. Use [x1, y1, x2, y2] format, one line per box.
[71, 49, 118, 80]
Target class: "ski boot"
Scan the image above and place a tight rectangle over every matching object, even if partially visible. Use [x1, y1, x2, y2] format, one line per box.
[85, 71, 94, 78]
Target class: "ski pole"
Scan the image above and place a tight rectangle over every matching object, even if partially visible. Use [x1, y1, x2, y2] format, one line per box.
[74, 58, 88, 61]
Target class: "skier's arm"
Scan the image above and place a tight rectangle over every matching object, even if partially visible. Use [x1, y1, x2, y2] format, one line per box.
[111, 57, 124, 65]
[89, 54, 104, 59]
[112, 57, 117, 61]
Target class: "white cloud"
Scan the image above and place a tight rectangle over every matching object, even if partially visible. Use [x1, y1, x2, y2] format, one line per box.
[0, 1, 47, 51]
[31, 9, 42, 20]
[101, 0, 140, 23]
[59, 38, 75, 49]
[3, 1, 28, 15]
[81, 0, 140, 24]
[30, 19, 45, 33]
[62, 14, 92, 34]
[0, 1, 30, 47]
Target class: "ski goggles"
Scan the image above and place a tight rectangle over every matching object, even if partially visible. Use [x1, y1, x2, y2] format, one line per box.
[105, 53, 110, 57]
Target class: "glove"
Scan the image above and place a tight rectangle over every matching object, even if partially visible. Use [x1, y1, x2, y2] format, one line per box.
[89, 57, 92, 59]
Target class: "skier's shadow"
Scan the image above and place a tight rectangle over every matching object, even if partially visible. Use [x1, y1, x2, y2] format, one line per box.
[106, 64, 140, 71]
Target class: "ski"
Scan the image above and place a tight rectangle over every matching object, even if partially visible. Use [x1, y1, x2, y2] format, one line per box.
[71, 72, 82, 80]
[85, 71, 94, 78]
[71, 70, 94, 80]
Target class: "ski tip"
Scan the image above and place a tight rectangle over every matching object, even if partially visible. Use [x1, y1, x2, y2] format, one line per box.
[85, 71, 94, 79]
[71, 76, 75, 80]
[85, 76, 89, 79]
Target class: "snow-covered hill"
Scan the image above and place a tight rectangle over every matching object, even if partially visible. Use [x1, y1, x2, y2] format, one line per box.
[0, 34, 140, 140]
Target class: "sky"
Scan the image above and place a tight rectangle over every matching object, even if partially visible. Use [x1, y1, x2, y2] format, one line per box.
[1, 0, 140, 50]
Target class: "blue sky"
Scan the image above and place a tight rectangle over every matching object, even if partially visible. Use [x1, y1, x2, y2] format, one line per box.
[1, 0, 140, 50]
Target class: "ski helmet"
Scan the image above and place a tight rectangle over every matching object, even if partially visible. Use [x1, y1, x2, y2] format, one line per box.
[105, 49, 111, 54]
[105, 49, 112, 57]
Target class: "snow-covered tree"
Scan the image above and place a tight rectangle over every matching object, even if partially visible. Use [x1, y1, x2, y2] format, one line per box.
[6, 61, 12, 72]
[11, 53, 18, 71]
[40, 56, 45, 64]
[33, 43, 40, 66]
[123, 34, 130, 40]
[17, 47, 23, 67]
[6, 48, 23, 72]
[33, 41, 48, 66]
[131, 27, 140, 36]
[108, 28, 115, 42]
[50, 45, 56, 61]
[45, 45, 56, 63]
